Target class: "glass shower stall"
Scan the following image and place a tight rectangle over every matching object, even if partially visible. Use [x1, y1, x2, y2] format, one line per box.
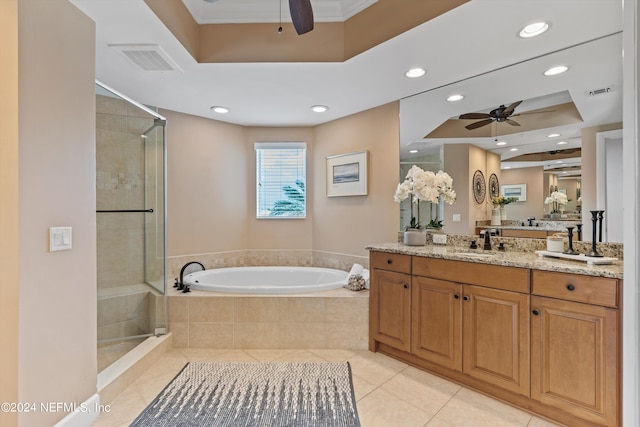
[95, 82, 167, 371]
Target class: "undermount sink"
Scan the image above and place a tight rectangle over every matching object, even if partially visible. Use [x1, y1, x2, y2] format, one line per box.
[455, 252, 496, 258]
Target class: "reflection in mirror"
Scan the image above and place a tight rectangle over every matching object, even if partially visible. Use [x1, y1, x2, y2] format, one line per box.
[399, 33, 622, 242]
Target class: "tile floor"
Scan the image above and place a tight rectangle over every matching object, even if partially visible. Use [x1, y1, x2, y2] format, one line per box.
[91, 349, 562, 427]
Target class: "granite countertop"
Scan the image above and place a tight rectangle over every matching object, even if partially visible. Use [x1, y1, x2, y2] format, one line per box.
[366, 242, 623, 279]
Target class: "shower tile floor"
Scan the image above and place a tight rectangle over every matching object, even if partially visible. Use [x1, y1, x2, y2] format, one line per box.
[91, 349, 561, 427]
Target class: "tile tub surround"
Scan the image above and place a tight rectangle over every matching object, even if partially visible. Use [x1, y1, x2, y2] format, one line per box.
[168, 249, 369, 280]
[168, 288, 369, 350]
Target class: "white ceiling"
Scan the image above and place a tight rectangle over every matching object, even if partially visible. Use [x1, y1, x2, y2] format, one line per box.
[70, 0, 623, 168]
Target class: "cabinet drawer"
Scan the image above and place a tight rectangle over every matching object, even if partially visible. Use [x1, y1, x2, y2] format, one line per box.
[412, 257, 529, 293]
[532, 270, 618, 308]
[370, 251, 411, 274]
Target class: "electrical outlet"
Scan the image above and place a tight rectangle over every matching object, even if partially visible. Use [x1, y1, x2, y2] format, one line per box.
[452, 214, 461, 222]
[432, 234, 447, 244]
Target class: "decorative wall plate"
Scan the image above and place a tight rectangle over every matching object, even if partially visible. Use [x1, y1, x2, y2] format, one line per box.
[473, 170, 486, 204]
[489, 173, 500, 198]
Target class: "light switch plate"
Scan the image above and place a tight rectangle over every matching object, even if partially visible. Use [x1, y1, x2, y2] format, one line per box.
[50, 226, 72, 252]
[453, 214, 461, 222]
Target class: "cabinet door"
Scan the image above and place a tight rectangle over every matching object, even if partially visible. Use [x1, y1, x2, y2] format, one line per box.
[411, 276, 462, 371]
[531, 296, 618, 426]
[370, 269, 411, 352]
[463, 285, 530, 396]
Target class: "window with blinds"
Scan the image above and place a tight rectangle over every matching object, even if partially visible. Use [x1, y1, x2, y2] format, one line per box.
[255, 142, 307, 218]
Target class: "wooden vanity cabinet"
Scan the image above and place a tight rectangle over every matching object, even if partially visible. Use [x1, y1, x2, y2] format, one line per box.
[531, 271, 619, 426]
[411, 259, 530, 396]
[411, 276, 462, 371]
[462, 284, 530, 396]
[369, 252, 412, 352]
[369, 251, 620, 426]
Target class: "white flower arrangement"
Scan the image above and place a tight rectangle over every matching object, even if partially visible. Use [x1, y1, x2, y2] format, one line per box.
[545, 191, 568, 213]
[394, 165, 457, 205]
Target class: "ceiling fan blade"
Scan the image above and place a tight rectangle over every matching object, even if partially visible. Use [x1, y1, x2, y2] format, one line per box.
[459, 113, 491, 120]
[505, 118, 521, 126]
[465, 118, 494, 130]
[289, 0, 314, 35]
[502, 100, 523, 116]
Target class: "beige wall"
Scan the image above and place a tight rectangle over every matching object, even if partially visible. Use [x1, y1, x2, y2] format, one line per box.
[443, 144, 500, 235]
[501, 166, 544, 220]
[558, 178, 580, 212]
[164, 109, 249, 257]
[166, 103, 399, 261]
[16, 1, 97, 425]
[580, 122, 622, 225]
[313, 103, 400, 257]
[246, 128, 315, 250]
[0, 0, 19, 424]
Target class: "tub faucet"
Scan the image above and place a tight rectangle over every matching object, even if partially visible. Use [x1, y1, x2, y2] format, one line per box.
[483, 231, 492, 250]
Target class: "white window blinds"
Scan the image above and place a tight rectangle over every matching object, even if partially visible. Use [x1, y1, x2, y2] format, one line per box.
[255, 142, 307, 218]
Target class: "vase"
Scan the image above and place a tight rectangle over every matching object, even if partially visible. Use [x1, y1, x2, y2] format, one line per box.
[403, 229, 426, 246]
[550, 213, 561, 220]
[491, 207, 501, 226]
[500, 207, 507, 221]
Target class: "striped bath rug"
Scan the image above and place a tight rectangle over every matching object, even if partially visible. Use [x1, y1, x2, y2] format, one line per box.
[130, 361, 361, 426]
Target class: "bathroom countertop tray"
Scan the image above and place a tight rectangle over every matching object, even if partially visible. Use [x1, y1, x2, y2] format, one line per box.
[535, 250, 618, 265]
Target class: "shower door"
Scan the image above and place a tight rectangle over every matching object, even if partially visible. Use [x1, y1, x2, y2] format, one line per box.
[95, 82, 167, 371]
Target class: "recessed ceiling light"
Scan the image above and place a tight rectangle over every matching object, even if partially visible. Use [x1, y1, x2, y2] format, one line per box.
[409, 149, 419, 154]
[544, 65, 569, 76]
[509, 148, 519, 152]
[496, 141, 507, 146]
[557, 141, 569, 145]
[446, 94, 464, 102]
[562, 171, 568, 174]
[311, 105, 329, 113]
[519, 22, 549, 38]
[405, 68, 426, 78]
[547, 133, 560, 138]
[210, 106, 229, 114]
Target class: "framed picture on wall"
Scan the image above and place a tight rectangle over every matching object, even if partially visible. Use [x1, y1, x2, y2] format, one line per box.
[326, 150, 368, 197]
[501, 183, 527, 201]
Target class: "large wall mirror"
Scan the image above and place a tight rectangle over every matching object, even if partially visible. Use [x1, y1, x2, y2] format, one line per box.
[398, 14, 622, 242]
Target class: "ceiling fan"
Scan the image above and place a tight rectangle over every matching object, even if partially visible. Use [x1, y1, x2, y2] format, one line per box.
[458, 101, 524, 130]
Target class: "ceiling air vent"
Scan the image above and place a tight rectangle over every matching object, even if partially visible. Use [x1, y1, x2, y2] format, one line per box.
[109, 44, 182, 72]
[586, 86, 614, 97]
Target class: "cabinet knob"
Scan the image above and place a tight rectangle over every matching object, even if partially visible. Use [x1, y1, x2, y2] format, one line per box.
[403, 283, 409, 289]
[454, 294, 460, 299]
[532, 309, 540, 316]
[463, 296, 469, 301]
[566, 284, 575, 291]
[387, 259, 393, 264]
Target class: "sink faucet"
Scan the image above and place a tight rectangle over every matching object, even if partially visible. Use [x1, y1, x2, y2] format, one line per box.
[483, 231, 492, 250]
[527, 217, 535, 227]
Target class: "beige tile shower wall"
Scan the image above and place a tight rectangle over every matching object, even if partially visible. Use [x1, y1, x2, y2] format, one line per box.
[96, 95, 156, 290]
[168, 293, 368, 350]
